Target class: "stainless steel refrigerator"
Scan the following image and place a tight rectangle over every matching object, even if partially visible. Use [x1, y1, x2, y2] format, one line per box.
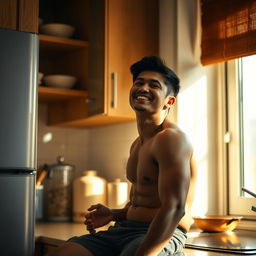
[0, 28, 38, 256]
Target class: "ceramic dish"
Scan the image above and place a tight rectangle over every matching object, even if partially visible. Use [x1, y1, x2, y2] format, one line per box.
[43, 74, 77, 89]
[40, 23, 75, 38]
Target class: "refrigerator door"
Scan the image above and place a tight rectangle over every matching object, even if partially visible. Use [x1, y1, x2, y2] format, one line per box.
[0, 171, 36, 256]
[0, 28, 38, 170]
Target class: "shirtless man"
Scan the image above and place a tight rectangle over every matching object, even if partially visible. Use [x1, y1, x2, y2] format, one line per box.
[51, 56, 197, 256]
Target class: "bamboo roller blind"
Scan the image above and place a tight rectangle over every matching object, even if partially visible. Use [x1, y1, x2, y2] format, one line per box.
[201, 0, 256, 65]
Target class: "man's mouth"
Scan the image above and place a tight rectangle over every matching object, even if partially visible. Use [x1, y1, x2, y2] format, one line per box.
[134, 93, 152, 101]
[136, 95, 150, 100]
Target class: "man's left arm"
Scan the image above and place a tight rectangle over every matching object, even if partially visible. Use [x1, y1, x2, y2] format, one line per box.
[135, 130, 192, 256]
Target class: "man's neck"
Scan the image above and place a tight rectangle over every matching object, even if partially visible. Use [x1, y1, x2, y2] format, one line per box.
[136, 112, 167, 142]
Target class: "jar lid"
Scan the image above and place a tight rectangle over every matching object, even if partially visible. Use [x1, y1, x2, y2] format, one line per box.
[83, 170, 97, 176]
[49, 156, 75, 171]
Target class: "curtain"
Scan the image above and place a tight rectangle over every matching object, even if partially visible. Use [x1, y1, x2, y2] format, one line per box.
[201, 0, 256, 65]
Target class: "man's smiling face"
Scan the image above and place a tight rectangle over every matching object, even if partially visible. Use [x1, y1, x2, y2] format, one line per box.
[129, 71, 173, 113]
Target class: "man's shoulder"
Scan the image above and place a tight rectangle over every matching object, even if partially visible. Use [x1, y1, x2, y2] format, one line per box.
[156, 123, 187, 143]
[130, 136, 140, 153]
[153, 124, 192, 154]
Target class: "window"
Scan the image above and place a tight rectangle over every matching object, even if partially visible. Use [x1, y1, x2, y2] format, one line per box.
[227, 55, 256, 217]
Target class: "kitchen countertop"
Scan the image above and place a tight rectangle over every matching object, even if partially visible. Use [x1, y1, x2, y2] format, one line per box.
[35, 222, 253, 256]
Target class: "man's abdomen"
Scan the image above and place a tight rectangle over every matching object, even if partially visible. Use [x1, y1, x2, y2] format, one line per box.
[126, 205, 159, 222]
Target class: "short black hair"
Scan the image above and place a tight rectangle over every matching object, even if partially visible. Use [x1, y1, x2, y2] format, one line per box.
[130, 56, 180, 96]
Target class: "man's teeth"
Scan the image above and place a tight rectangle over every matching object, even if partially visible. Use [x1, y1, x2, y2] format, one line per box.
[137, 96, 149, 100]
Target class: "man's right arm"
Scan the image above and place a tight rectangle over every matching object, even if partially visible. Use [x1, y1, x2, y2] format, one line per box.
[84, 188, 132, 233]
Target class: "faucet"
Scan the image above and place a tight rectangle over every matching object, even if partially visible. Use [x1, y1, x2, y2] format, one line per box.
[242, 187, 256, 212]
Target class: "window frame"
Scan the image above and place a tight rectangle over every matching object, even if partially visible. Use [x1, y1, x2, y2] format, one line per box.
[226, 59, 256, 219]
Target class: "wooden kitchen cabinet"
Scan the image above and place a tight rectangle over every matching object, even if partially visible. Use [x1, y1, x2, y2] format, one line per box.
[38, 0, 90, 125]
[0, 0, 39, 33]
[1, 0, 158, 127]
[42, 0, 159, 127]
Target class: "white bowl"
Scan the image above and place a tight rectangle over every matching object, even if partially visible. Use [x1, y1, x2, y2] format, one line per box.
[40, 23, 75, 38]
[38, 18, 43, 26]
[38, 72, 44, 85]
[43, 75, 77, 89]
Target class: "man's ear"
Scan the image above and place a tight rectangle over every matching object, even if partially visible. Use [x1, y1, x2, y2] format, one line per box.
[163, 96, 176, 109]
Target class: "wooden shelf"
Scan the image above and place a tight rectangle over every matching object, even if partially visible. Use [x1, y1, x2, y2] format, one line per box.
[48, 114, 135, 127]
[39, 34, 88, 56]
[38, 86, 88, 103]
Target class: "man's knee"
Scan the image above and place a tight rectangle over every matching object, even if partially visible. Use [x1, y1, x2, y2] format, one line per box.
[48, 241, 94, 256]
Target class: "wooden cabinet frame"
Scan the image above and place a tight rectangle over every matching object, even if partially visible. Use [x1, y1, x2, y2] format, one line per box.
[0, 0, 38, 33]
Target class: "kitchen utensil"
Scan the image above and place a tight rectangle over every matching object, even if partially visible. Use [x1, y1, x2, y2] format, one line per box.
[43, 156, 75, 221]
[43, 74, 77, 89]
[40, 23, 75, 38]
[72, 170, 107, 223]
[36, 164, 49, 186]
[193, 216, 243, 232]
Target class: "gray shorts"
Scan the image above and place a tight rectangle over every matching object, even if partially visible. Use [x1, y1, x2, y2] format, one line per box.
[68, 220, 187, 256]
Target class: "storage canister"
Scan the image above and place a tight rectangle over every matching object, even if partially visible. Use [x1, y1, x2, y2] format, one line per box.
[107, 178, 128, 209]
[73, 170, 107, 223]
[43, 156, 75, 221]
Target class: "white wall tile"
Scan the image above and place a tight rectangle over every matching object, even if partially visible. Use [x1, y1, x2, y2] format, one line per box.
[87, 123, 138, 182]
[37, 104, 89, 176]
[38, 104, 137, 184]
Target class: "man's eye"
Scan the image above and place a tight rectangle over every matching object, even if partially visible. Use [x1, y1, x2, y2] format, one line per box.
[134, 82, 143, 86]
[150, 84, 160, 88]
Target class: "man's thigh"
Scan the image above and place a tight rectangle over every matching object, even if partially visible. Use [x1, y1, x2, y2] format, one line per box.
[119, 236, 144, 256]
[119, 227, 187, 256]
[66, 231, 119, 256]
[49, 242, 94, 256]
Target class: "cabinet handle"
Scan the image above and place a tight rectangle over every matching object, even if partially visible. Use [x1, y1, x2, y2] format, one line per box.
[111, 72, 118, 108]
[85, 98, 95, 104]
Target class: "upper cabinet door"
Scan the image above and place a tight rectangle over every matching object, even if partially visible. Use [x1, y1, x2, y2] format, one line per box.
[105, 0, 159, 117]
[87, 0, 158, 119]
[88, 0, 106, 116]
[0, 0, 17, 30]
[0, 0, 38, 33]
[18, 0, 39, 33]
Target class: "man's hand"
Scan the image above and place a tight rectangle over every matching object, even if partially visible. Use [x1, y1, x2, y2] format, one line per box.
[84, 204, 113, 234]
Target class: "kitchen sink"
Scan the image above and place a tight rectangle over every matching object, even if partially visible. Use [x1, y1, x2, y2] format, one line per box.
[185, 230, 256, 255]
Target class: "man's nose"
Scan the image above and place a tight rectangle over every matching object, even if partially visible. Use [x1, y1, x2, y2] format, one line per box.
[138, 83, 150, 92]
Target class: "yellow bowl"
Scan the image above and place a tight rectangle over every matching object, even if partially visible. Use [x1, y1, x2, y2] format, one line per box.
[193, 216, 243, 232]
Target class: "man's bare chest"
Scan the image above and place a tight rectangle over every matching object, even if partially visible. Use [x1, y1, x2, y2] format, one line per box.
[126, 141, 158, 185]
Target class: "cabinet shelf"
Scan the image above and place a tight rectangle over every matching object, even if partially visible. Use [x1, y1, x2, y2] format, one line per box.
[37, 0, 157, 127]
[39, 34, 88, 56]
[38, 86, 88, 103]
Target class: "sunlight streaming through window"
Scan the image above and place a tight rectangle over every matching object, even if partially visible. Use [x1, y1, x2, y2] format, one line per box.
[178, 76, 208, 216]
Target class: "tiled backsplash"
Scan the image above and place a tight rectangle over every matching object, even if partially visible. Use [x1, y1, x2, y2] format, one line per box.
[87, 122, 138, 181]
[37, 104, 90, 177]
[37, 104, 137, 181]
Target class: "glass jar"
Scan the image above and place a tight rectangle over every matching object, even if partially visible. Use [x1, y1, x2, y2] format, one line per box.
[43, 156, 75, 221]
